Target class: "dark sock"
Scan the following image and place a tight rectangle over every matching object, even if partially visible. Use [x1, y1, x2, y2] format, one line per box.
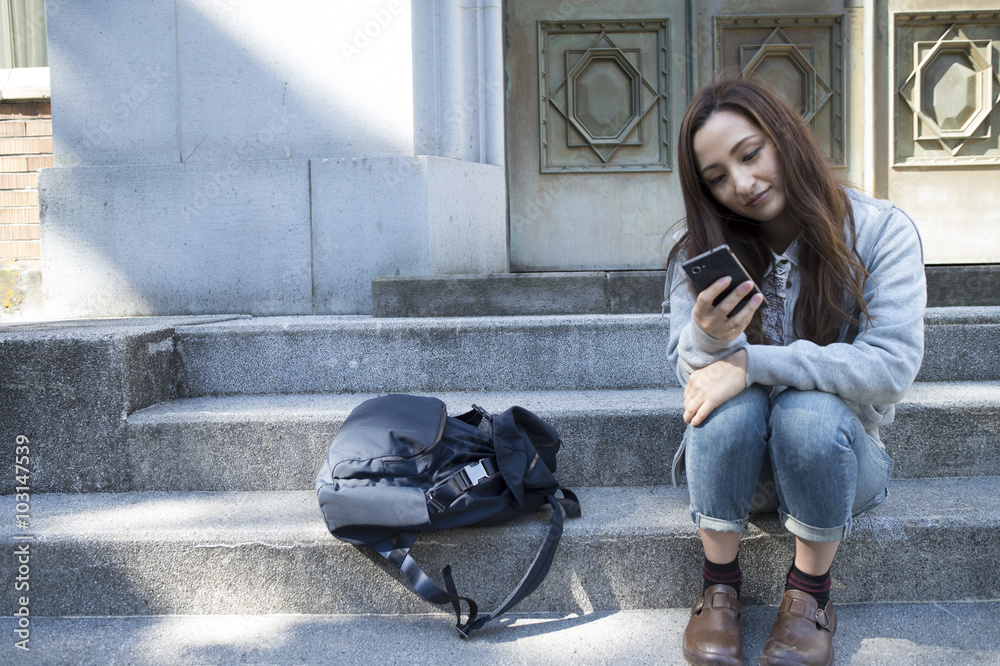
[785, 562, 831, 608]
[703, 556, 742, 599]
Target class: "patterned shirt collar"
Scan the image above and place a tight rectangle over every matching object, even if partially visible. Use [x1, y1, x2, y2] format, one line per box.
[764, 236, 802, 276]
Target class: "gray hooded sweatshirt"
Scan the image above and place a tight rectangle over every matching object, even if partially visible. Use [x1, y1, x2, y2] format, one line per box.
[665, 188, 927, 450]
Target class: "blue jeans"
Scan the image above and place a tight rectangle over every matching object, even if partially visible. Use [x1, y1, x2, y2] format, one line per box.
[683, 385, 893, 542]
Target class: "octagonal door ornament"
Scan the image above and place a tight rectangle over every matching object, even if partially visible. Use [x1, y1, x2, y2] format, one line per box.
[715, 15, 845, 166]
[895, 14, 1000, 167]
[538, 20, 670, 173]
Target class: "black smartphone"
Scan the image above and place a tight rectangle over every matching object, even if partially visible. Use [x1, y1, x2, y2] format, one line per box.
[680, 244, 768, 316]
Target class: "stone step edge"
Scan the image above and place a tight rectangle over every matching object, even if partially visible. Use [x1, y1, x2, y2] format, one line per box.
[119, 382, 1000, 492]
[3, 602, 998, 665]
[371, 266, 1000, 317]
[170, 305, 1000, 333]
[129, 381, 1000, 422]
[8, 478, 993, 544]
[2, 477, 997, 616]
[172, 308, 1000, 397]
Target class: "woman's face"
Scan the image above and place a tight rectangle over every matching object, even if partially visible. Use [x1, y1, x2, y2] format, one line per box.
[692, 109, 789, 227]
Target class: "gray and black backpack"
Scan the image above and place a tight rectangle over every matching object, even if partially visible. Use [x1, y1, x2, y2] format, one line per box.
[316, 393, 580, 637]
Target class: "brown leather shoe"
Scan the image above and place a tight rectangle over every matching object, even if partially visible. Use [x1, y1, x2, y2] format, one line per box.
[682, 584, 743, 665]
[759, 589, 837, 666]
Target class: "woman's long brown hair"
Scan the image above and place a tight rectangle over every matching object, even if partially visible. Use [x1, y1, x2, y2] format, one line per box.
[667, 77, 870, 346]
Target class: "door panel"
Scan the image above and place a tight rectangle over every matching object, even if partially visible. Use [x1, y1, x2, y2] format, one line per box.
[886, 5, 1000, 263]
[691, 1, 862, 186]
[505, 1, 1000, 269]
[712, 14, 848, 167]
[505, 0, 689, 271]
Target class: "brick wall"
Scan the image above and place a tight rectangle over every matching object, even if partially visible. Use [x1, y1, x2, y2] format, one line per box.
[0, 101, 50, 320]
[0, 102, 52, 260]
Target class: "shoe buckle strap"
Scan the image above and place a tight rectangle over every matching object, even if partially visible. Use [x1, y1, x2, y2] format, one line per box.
[782, 596, 816, 614]
[782, 596, 832, 631]
[691, 588, 740, 615]
[709, 590, 737, 611]
[691, 596, 705, 614]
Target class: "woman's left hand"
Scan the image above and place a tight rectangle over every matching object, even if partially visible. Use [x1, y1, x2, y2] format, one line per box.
[683, 349, 749, 426]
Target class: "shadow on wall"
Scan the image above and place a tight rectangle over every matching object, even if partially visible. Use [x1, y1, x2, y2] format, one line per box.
[39, 0, 448, 318]
[49, 0, 413, 166]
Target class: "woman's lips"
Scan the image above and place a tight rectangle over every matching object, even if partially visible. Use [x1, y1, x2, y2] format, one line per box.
[747, 189, 769, 207]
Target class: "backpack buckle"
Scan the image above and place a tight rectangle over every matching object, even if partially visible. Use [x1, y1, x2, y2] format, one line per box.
[463, 460, 490, 486]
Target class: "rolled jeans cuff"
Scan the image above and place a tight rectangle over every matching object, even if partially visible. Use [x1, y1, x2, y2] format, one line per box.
[692, 510, 750, 534]
[779, 510, 850, 543]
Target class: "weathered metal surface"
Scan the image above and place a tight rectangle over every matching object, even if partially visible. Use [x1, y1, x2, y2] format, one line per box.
[506, 0, 688, 271]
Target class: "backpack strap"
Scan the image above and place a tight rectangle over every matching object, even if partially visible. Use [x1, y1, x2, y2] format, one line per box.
[372, 531, 480, 634]
[426, 457, 499, 513]
[556, 487, 581, 518]
[372, 488, 581, 638]
[460, 490, 577, 635]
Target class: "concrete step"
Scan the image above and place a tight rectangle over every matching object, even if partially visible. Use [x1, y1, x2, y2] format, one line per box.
[372, 270, 668, 317]
[122, 382, 1000, 492]
[371, 265, 1000, 317]
[0, 315, 248, 495]
[4, 602, 999, 665]
[174, 313, 672, 396]
[174, 307, 1000, 397]
[3, 477, 997, 617]
[4, 309, 999, 494]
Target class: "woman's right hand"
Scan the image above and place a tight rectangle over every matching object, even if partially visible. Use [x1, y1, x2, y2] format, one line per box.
[692, 277, 763, 342]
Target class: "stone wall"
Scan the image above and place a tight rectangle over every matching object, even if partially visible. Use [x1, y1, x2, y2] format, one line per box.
[39, 0, 507, 318]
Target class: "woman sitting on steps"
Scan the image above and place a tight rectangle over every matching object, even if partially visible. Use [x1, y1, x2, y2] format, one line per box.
[664, 77, 926, 665]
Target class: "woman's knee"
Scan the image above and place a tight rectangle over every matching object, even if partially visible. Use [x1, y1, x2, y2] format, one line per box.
[768, 390, 858, 466]
[686, 384, 770, 456]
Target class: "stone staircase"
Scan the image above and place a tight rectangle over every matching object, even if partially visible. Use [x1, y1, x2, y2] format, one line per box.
[2, 293, 1000, 663]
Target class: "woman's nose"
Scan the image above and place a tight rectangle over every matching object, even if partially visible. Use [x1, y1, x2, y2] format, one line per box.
[732, 168, 755, 195]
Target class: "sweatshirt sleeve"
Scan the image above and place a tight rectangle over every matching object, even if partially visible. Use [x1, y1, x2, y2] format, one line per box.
[665, 256, 747, 387]
[744, 206, 926, 405]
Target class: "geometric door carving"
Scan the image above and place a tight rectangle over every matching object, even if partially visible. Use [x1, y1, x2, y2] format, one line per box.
[538, 19, 671, 173]
[715, 15, 846, 166]
[895, 13, 1000, 167]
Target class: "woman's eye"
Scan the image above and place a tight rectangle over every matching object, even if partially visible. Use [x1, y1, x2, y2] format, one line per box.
[709, 175, 725, 186]
[743, 148, 760, 162]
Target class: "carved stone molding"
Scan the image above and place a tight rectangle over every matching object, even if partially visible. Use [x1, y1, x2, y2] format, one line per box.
[715, 15, 845, 166]
[538, 20, 670, 173]
[895, 12, 1000, 167]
